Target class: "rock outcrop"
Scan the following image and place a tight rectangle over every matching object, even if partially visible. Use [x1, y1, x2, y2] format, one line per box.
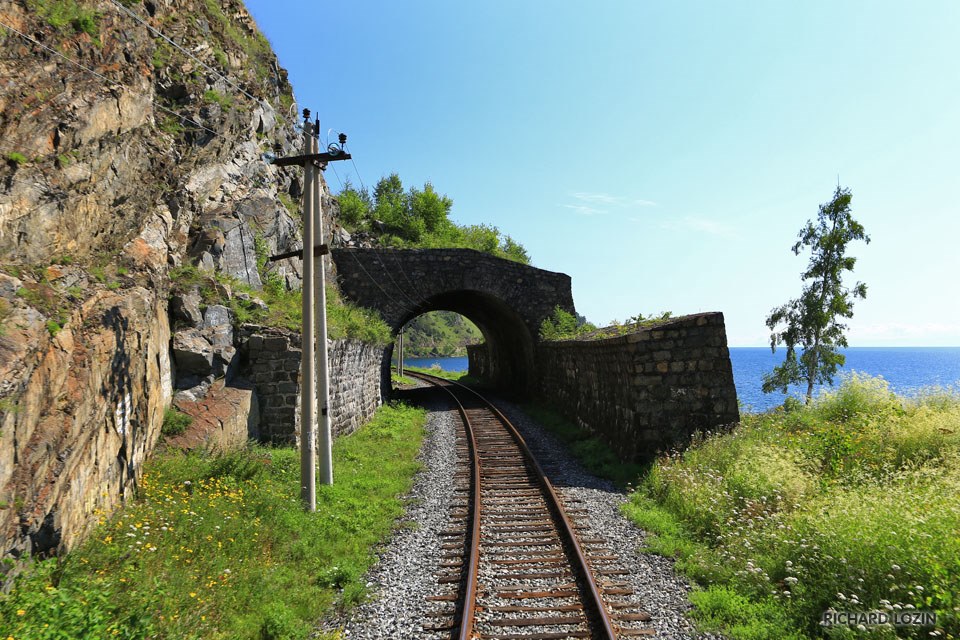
[0, 0, 351, 577]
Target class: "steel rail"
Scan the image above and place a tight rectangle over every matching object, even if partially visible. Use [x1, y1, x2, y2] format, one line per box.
[408, 372, 482, 639]
[410, 371, 618, 639]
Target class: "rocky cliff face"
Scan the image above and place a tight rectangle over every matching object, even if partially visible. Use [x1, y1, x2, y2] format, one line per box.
[0, 0, 329, 573]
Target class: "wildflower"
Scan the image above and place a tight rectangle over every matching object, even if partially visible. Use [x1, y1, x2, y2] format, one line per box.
[16, 609, 26, 616]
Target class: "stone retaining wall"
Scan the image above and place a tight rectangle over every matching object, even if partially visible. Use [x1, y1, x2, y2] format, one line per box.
[240, 326, 382, 443]
[470, 312, 739, 462]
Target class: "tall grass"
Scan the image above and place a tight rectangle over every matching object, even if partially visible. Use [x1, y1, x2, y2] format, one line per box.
[0, 402, 427, 639]
[625, 374, 960, 639]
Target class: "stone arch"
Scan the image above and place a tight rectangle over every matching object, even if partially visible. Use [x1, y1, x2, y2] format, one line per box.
[330, 248, 575, 395]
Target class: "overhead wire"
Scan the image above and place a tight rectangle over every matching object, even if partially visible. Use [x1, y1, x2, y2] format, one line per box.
[340, 141, 428, 310]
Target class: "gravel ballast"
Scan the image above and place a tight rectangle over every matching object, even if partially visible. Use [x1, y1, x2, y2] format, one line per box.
[333, 385, 707, 639]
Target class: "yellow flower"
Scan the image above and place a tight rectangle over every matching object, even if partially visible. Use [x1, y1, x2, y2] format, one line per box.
[16, 609, 26, 616]
[189, 592, 197, 598]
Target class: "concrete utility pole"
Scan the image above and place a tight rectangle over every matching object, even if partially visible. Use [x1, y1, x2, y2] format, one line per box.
[300, 113, 317, 510]
[269, 109, 352, 509]
[397, 328, 404, 377]
[313, 114, 333, 487]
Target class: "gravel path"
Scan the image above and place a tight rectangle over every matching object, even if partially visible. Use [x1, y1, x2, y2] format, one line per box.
[333, 387, 459, 639]
[329, 385, 708, 639]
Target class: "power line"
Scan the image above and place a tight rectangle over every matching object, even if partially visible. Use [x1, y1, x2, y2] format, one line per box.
[370, 245, 422, 309]
[343, 248, 420, 319]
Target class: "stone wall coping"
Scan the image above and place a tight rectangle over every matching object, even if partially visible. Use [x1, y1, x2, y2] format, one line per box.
[332, 246, 570, 278]
[536, 312, 725, 348]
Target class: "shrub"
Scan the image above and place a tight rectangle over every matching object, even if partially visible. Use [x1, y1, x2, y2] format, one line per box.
[626, 374, 960, 638]
[161, 407, 192, 437]
[539, 306, 593, 341]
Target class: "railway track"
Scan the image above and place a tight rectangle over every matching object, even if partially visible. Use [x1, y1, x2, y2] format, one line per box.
[409, 372, 654, 640]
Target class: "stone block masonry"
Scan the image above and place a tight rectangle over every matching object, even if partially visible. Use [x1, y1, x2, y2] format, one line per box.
[472, 312, 739, 462]
[240, 326, 382, 443]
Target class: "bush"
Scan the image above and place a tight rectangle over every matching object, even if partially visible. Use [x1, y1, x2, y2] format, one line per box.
[161, 407, 192, 437]
[539, 306, 593, 341]
[626, 374, 960, 638]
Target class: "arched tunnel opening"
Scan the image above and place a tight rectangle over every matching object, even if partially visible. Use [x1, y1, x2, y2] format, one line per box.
[380, 289, 536, 397]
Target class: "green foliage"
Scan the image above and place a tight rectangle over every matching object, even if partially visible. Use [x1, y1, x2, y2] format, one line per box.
[0, 403, 426, 639]
[538, 310, 673, 342]
[276, 193, 298, 218]
[212, 47, 228, 70]
[0, 298, 10, 337]
[203, 90, 234, 110]
[539, 306, 594, 340]
[152, 42, 174, 69]
[28, 0, 99, 40]
[252, 232, 284, 296]
[763, 186, 870, 403]
[158, 115, 184, 135]
[169, 262, 390, 344]
[335, 175, 531, 264]
[402, 311, 482, 357]
[161, 407, 192, 437]
[16, 278, 70, 331]
[626, 375, 960, 638]
[5, 152, 27, 166]
[45, 319, 62, 336]
[325, 286, 392, 345]
[202, 0, 272, 82]
[523, 403, 646, 487]
[391, 372, 416, 386]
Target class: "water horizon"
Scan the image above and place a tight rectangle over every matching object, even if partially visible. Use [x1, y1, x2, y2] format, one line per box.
[398, 347, 960, 413]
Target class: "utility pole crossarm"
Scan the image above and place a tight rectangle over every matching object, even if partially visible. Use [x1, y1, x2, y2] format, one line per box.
[268, 244, 329, 263]
[271, 151, 351, 167]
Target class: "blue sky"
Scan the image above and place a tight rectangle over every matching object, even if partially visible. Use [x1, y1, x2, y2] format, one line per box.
[245, 1, 960, 346]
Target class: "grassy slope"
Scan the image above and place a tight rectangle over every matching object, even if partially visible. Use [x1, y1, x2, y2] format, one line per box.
[624, 374, 960, 639]
[0, 403, 426, 640]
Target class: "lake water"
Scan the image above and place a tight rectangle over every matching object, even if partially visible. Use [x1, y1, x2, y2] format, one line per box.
[398, 348, 960, 413]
